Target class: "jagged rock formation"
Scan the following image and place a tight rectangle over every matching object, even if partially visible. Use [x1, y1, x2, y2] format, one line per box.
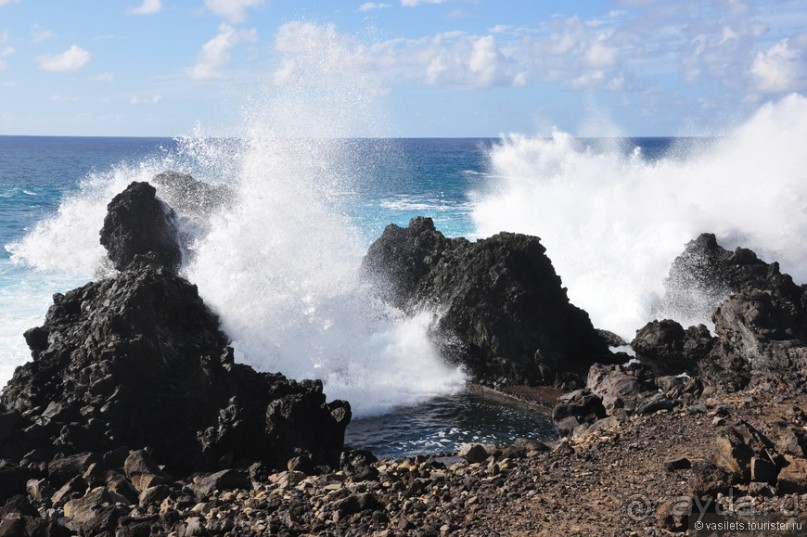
[99, 181, 182, 273]
[1, 181, 350, 479]
[659, 232, 801, 324]
[635, 234, 807, 393]
[362, 217, 613, 387]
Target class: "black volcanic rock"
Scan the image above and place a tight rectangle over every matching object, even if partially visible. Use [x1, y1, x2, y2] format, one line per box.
[100, 181, 182, 272]
[661, 233, 803, 321]
[1, 183, 351, 479]
[362, 217, 612, 387]
[639, 234, 807, 393]
[631, 320, 714, 376]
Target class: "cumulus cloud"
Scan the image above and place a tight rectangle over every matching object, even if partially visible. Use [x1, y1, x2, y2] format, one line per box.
[422, 34, 524, 87]
[522, 16, 626, 91]
[32, 25, 55, 43]
[189, 23, 257, 80]
[358, 2, 391, 11]
[127, 0, 162, 15]
[750, 39, 804, 92]
[36, 45, 91, 72]
[204, 0, 265, 23]
[269, 2, 807, 104]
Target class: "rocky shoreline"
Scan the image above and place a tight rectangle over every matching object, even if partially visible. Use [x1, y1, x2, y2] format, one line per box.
[2, 176, 807, 535]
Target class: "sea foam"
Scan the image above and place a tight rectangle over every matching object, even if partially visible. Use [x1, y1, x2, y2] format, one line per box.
[6, 44, 467, 416]
[472, 93, 807, 339]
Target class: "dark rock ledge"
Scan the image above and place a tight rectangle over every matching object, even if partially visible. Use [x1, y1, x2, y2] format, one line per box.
[362, 217, 617, 389]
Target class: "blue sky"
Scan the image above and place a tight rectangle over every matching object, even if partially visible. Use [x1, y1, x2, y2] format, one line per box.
[0, 0, 805, 137]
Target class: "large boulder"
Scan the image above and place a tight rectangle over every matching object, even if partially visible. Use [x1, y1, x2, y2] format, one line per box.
[1, 183, 350, 476]
[631, 320, 714, 376]
[100, 181, 182, 272]
[362, 217, 612, 387]
[586, 363, 655, 413]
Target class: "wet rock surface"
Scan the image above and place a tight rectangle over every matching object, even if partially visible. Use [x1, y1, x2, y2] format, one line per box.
[634, 234, 807, 394]
[0, 181, 351, 533]
[99, 181, 182, 273]
[362, 217, 613, 387]
[6, 196, 807, 535]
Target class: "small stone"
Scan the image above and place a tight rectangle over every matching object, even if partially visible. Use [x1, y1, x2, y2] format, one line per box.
[269, 471, 306, 490]
[138, 485, 171, 509]
[26, 478, 52, 502]
[750, 456, 777, 485]
[458, 444, 489, 464]
[51, 476, 86, 506]
[664, 457, 691, 472]
[747, 482, 776, 497]
[777, 456, 807, 493]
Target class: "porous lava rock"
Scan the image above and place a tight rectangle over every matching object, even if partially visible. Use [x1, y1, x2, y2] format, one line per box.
[362, 217, 613, 387]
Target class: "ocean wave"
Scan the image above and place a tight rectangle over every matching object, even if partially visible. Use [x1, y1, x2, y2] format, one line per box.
[472, 93, 807, 338]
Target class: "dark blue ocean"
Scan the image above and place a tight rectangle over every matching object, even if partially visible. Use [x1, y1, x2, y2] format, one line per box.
[0, 134, 712, 457]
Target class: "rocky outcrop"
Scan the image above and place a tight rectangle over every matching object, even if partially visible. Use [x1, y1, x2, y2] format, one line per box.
[100, 181, 182, 272]
[362, 217, 612, 387]
[660, 232, 800, 321]
[1, 182, 350, 484]
[631, 320, 714, 376]
[632, 234, 807, 394]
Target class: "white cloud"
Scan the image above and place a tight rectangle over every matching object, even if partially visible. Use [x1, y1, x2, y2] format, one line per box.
[32, 25, 55, 43]
[750, 39, 803, 92]
[36, 45, 92, 72]
[401, 0, 448, 6]
[93, 72, 115, 82]
[384, 31, 525, 88]
[127, 0, 162, 15]
[358, 2, 391, 11]
[189, 23, 257, 80]
[130, 94, 163, 104]
[273, 22, 374, 85]
[489, 25, 513, 34]
[204, 0, 265, 24]
[0, 0, 20, 5]
[585, 41, 618, 69]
